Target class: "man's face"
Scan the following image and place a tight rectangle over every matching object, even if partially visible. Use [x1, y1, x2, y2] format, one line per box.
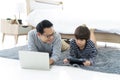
[38, 27, 55, 44]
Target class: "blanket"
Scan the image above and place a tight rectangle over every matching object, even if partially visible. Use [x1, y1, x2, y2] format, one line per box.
[0, 45, 120, 74]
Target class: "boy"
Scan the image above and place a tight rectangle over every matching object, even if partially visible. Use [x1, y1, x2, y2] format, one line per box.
[63, 25, 98, 66]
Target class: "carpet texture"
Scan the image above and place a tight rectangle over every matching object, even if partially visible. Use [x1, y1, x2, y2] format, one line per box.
[0, 45, 120, 74]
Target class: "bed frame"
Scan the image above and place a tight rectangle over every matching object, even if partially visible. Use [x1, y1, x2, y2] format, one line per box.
[26, 0, 120, 43]
[60, 31, 120, 43]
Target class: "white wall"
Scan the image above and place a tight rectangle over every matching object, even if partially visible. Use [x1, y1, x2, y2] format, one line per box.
[0, 0, 26, 20]
[62, 0, 120, 32]
[63, 0, 120, 21]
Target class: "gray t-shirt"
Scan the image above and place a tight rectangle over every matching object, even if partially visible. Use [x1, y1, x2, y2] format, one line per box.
[28, 29, 62, 62]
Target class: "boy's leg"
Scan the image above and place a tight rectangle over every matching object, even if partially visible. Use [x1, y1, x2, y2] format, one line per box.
[90, 28, 97, 47]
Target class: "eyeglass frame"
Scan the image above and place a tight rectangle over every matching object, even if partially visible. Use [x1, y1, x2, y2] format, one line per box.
[42, 32, 56, 39]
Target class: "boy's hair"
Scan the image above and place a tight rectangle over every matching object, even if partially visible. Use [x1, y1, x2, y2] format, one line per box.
[36, 20, 53, 34]
[74, 25, 90, 40]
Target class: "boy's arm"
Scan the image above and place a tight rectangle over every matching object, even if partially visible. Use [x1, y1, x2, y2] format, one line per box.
[69, 40, 77, 58]
[89, 48, 98, 65]
[87, 41, 98, 65]
[84, 49, 97, 66]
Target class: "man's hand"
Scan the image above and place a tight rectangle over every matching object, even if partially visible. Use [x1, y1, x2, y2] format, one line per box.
[49, 59, 54, 65]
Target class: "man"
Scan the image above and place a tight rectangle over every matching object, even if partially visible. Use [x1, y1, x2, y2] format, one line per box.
[28, 20, 62, 65]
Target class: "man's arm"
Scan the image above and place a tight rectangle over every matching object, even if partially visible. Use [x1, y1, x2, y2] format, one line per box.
[28, 30, 38, 51]
[50, 33, 62, 63]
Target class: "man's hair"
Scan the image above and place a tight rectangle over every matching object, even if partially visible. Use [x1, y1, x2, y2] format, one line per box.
[36, 20, 53, 34]
[74, 25, 90, 40]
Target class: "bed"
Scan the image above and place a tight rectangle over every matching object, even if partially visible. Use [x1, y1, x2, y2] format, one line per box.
[25, 0, 120, 44]
[25, 0, 120, 43]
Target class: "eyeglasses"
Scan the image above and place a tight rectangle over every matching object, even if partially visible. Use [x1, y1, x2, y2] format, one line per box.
[43, 32, 56, 39]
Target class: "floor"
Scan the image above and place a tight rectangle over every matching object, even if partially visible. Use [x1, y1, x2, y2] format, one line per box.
[0, 33, 28, 50]
[0, 54, 120, 80]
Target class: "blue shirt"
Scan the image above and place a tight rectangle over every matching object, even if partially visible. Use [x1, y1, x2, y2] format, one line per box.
[69, 39, 98, 64]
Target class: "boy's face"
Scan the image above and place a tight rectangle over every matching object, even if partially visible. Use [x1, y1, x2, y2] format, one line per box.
[75, 39, 86, 49]
[37, 27, 55, 44]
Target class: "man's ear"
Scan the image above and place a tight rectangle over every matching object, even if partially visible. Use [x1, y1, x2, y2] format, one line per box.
[37, 32, 41, 36]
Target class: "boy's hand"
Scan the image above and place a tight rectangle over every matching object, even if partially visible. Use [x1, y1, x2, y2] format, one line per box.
[63, 58, 69, 64]
[83, 60, 91, 66]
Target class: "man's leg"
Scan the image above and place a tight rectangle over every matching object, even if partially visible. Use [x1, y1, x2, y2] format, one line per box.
[61, 39, 70, 51]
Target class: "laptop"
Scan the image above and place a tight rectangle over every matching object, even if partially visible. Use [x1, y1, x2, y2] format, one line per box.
[19, 51, 50, 70]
